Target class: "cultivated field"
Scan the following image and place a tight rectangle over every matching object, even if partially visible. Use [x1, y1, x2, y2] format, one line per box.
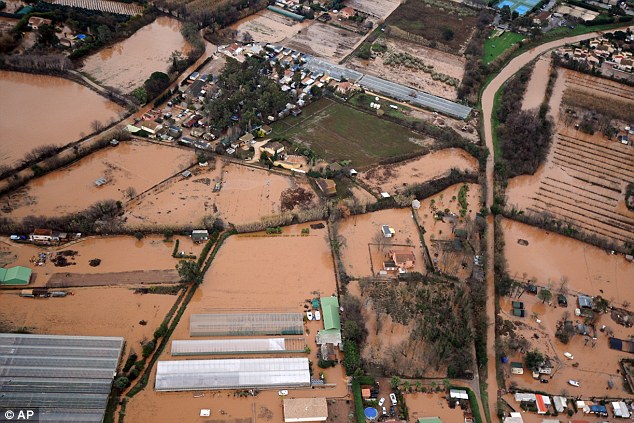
[45, 0, 143, 15]
[229, 9, 310, 43]
[125, 223, 347, 423]
[385, 0, 478, 54]
[2, 140, 195, 219]
[0, 286, 179, 355]
[284, 22, 363, 62]
[124, 158, 319, 228]
[358, 148, 478, 195]
[337, 208, 427, 278]
[506, 70, 634, 247]
[81, 17, 190, 92]
[0, 235, 204, 287]
[272, 98, 424, 169]
[350, 38, 465, 100]
[345, 0, 401, 20]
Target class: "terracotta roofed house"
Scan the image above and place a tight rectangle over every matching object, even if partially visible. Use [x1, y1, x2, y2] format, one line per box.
[389, 249, 416, 269]
[28, 17, 52, 30]
[340, 6, 355, 18]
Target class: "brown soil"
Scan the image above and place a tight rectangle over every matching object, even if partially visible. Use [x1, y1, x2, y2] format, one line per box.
[284, 22, 363, 62]
[358, 148, 478, 195]
[0, 70, 123, 167]
[406, 392, 470, 422]
[125, 223, 347, 423]
[0, 235, 204, 287]
[0, 286, 179, 353]
[47, 269, 180, 288]
[124, 159, 319, 228]
[81, 17, 191, 92]
[2, 140, 195, 219]
[344, 0, 401, 20]
[337, 208, 428, 278]
[229, 9, 312, 44]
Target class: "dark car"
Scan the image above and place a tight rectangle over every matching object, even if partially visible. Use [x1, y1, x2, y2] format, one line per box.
[389, 406, 395, 417]
[539, 379, 549, 384]
[558, 294, 568, 307]
[526, 284, 538, 295]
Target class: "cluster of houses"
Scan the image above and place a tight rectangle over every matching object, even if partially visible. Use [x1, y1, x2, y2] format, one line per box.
[506, 394, 631, 421]
[555, 36, 634, 72]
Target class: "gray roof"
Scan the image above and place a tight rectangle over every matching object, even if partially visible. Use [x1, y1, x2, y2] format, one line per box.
[190, 313, 304, 337]
[0, 333, 123, 422]
[578, 294, 593, 308]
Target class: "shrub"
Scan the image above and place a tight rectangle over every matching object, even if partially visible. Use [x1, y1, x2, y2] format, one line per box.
[142, 340, 156, 358]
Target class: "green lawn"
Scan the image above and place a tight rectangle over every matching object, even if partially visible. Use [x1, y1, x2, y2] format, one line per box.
[484, 31, 525, 65]
[271, 98, 424, 169]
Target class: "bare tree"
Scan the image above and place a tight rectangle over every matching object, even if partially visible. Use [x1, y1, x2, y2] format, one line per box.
[91, 120, 104, 133]
[124, 186, 137, 200]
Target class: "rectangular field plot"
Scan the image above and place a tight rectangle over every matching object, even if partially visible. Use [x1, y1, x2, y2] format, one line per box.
[272, 98, 424, 169]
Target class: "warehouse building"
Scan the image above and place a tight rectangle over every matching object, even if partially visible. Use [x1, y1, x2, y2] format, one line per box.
[155, 357, 311, 391]
[0, 333, 124, 422]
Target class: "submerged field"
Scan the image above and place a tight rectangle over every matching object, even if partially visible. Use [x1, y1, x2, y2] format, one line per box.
[272, 98, 424, 169]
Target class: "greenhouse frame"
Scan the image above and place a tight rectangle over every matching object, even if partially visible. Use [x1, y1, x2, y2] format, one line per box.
[0, 333, 124, 422]
[189, 313, 304, 337]
[155, 357, 311, 391]
[171, 338, 306, 356]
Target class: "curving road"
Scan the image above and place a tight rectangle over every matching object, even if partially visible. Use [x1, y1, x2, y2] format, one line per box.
[480, 26, 633, 422]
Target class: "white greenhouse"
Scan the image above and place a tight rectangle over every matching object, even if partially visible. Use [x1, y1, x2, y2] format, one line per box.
[171, 338, 306, 356]
[189, 313, 304, 337]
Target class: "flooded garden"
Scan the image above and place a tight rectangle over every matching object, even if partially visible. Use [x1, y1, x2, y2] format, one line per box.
[0, 70, 123, 167]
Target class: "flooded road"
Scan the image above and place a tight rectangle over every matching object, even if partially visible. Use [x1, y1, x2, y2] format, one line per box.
[81, 17, 189, 92]
[0, 70, 123, 167]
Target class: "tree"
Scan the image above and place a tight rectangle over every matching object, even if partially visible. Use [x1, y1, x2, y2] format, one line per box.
[525, 349, 544, 371]
[390, 376, 401, 390]
[134, 232, 144, 240]
[142, 340, 156, 358]
[153, 322, 168, 339]
[500, 5, 512, 22]
[176, 260, 202, 284]
[343, 320, 364, 343]
[342, 340, 360, 376]
[113, 376, 129, 390]
[96, 25, 113, 44]
[538, 288, 552, 304]
[442, 27, 454, 41]
[37, 24, 58, 46]
[125, 186, 137, 199]
[131, 87, 148, 105]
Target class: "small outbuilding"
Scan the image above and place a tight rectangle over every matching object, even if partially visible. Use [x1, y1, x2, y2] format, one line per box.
[191, 230, 209, 243]
[578, 294, 593, 309]
[316, 178, 337, 197]
[283, 397, 327, 422]
[0, 266, 32, 286]
[381, 225, 395, 238]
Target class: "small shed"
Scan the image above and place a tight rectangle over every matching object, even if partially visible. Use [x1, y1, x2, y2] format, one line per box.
[191, 230, 209, 243]
[381, 225, 395, 238]
[181, 170, 192, 178]
[578, 294, 593, 309]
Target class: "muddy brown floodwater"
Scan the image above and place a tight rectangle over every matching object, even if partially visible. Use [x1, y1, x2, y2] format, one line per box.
[3, 140, 194, 219]
[125, 223, 348, 423]
[0, 70, 123, 167]
[405, 392, 468, 422]
[521, 56, 551, 110]
[501, 217, 633, 301]
[80, 17, 190, 92]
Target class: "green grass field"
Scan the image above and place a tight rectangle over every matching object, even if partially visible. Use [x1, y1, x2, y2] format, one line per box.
[483, 31, 525, 65]
[271, 98, 424, 169]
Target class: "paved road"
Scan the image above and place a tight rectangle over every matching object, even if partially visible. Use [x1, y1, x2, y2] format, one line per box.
[304, 56, 472, 119]
[480, 26, 632, 422]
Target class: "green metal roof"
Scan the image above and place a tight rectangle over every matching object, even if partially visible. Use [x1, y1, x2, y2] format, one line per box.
[1, 266, 32, 285]
[320, 296, 340, 332]
[0, 268, 6, 282]
[418, 418, 442, 423]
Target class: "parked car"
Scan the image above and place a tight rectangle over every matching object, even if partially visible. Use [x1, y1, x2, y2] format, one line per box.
[378, 398, 385, 407]
[568, 380, 580, 387]
[389, 393, 397, 406]
[558, 294, 568, 307]
[526, 284, 538, 294]
[539, 379, 549, 383]
[389, 405, 395, 417]
[382, 407, 387, 416]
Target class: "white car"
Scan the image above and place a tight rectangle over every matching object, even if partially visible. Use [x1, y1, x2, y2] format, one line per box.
[306, 311, 313, 321]
[378, 397, 385, 406]
[315, 311, 321, 321]
[382, 406, 388, 416]
[568, 380, 580, 387]
[278, 390, 288, 396]
[564, 352, 574, 360]
[390, 393, 397, 406]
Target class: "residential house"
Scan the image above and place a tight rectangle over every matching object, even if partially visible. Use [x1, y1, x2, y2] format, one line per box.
[336, 81, 352, 94]
[578, 294, 593, 309]
[239, 133, 255, 145]
[261, 141, 285, 157]
[339, 6, 355, 18]
[317, 295, 342, 347]
[141, 120, 163, 135]
[261, 125, 273, 135]
[191, 230, 209, 243]
[316, 178, 337, 196]
[389, 249, 416, 269]
[28, 16, 52, 30]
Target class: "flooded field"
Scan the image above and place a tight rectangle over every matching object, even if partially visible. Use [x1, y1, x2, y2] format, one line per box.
[125, 159, 318, 228]
[80, 17, 190, 92]
[285, 22, 363, 61]
[0, 286, 179, 355]
[229, 9, 311, 43]
[337, 208, 427, 278]
[358, 148, 478, 196]
[0, 70, 123, 167]
[125, 223, 347, 423]
[350, 38, 466, 100]
[506, 68, 634, 247]
[521, 56, 551, 110]
[501, 218, 632, 301]
[3, 140, 194, 219]
[344, 0, 400, 20]
[499, 293, 633, 398]
[405, 392, 469, 422]
[0, 235, 204, 287]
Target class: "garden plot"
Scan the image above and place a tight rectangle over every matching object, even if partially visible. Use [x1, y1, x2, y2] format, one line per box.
[358, 148, 478, 196]
[124, 159, 319, 228]
[337, 208, 427, 278]
[284, 22, 363, 62]
[349, 38, 466, 100]
[2, 140, 195, 220]
[125, 223, 347, 423]
[229, 9, 310, 43]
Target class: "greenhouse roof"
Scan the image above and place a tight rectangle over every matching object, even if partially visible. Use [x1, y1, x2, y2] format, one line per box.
[320, 296, 340, 331]
[155, 357, 311, 391]
[0, 333, 123, 422]
[190, 313, 304, 337]
[171, 338, 306, 356]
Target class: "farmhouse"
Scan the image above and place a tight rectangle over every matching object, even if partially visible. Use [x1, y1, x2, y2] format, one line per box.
[28, 16, 52, 30]
[141, 120, 162, 135]
[191, 230, 209, 243]
[261, 141, 285, 157]
[239, 133, 255, 145]
[283, 398, 328, 422]
[0, 266, 32, 286]
[389, 249, 416, 269]
[339, 6, 355, 18]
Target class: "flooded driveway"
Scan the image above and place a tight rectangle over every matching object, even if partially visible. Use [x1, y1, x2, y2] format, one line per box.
[0, 70, 123, 167]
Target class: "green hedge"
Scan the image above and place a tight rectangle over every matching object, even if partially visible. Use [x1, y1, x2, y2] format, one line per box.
[351, 379, 366, 423]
